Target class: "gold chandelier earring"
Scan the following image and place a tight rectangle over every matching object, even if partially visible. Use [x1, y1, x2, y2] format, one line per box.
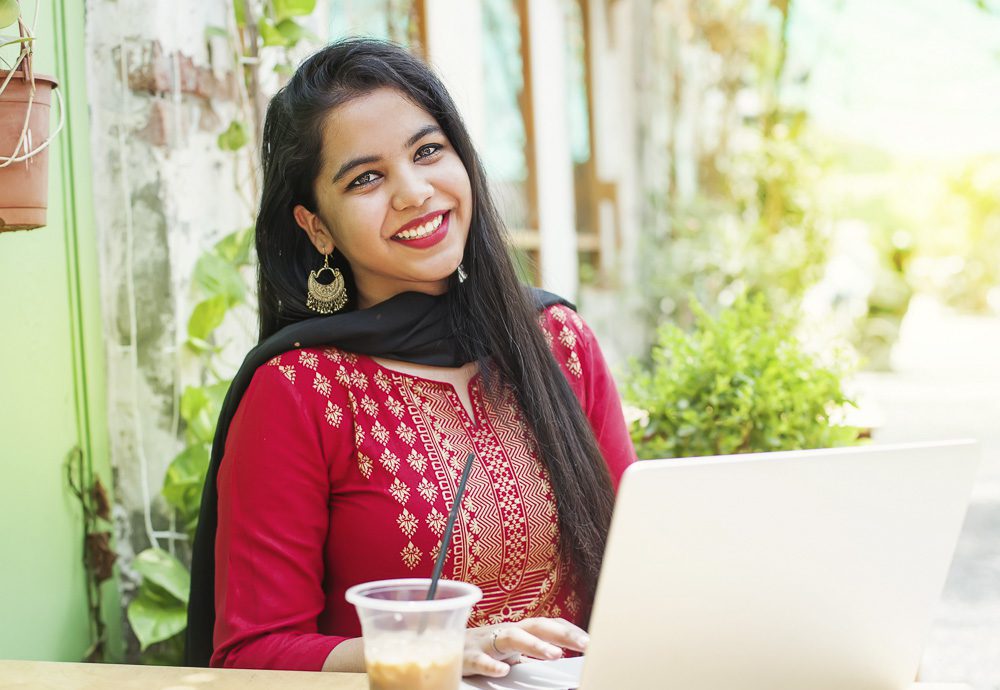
[306, 253, 348, 314]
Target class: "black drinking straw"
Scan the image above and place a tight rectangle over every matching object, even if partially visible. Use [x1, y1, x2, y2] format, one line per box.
[426, 452, 476, 601]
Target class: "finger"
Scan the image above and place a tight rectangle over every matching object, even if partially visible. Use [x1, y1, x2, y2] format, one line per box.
[518, 618, 590, 652]
[493, 626, 564, 661]
[464, 650, 510, 678]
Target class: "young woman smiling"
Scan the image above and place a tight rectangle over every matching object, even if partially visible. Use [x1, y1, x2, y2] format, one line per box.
[185, 38, 635, 678]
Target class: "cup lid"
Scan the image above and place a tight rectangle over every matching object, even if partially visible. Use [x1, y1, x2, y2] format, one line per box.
[345, 578, 482, 613]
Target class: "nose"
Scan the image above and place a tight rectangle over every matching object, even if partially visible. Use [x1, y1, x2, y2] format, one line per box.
[391, 167, 434, 212]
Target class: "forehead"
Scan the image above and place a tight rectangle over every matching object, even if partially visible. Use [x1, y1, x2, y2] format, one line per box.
[320, 88, 438, 164]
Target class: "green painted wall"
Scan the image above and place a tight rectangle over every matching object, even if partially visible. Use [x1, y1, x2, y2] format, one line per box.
[0, 0, 121, 661]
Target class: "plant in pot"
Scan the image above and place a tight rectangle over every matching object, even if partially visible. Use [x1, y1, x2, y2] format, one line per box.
[0, 0, 63, 232]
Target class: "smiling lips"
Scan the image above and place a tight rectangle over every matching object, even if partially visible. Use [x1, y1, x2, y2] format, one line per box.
[391, 210, 450, 248]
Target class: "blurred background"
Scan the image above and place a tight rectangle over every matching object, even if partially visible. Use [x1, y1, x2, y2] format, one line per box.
[1, 0, 998, 685]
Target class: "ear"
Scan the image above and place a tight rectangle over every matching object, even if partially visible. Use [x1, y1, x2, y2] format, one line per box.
[293, 204, 335, 255]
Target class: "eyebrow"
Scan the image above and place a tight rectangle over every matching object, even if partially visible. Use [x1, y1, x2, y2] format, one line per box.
[331, 124, 443, 184]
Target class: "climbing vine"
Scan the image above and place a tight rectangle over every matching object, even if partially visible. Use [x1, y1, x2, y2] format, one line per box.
[125, 0, 318, 662]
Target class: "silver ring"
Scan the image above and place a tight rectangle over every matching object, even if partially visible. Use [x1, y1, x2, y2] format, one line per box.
[490, 628, 504, 655]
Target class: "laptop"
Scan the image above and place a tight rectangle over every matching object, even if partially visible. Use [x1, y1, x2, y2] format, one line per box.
[463, 440, 980, 690]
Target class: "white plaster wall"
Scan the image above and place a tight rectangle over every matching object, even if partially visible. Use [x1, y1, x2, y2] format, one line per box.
[85, 0, 255, 574]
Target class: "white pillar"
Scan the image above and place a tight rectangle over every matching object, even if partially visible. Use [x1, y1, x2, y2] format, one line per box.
[527, 0, 579, 301]
[587, 0, 638, 282]
[423, 0, 488, 153]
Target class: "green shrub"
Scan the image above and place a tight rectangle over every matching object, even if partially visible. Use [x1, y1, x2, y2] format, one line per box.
[626, 294, 859, 459]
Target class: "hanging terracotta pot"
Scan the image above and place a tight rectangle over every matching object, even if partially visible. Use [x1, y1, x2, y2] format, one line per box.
[0, 70, 59, 232]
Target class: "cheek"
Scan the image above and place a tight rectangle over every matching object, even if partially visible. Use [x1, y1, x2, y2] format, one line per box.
[329, 195, 390, 242]
[448, 165, 473, 207]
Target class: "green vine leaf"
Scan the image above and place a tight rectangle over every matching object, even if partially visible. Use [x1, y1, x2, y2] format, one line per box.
[132, 548, 191, 605]
[127, 587, 187, 651]
[217, 120, 249, 152]
[187, 295, 230, 342]
[0, 0, 19, 30]
[185, 336, 221, 355]
[273, 0, 316, 21]
[179, 387, 213, 444]
[163, 444, 211, 519]
[275, 18, 309, 45]
[194, 251, 245, 304]
[259, 18, 289, 47]
[180, 382, 229, 445]
[215, 226, 254, 265]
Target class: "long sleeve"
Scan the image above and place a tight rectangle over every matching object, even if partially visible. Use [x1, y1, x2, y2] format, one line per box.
[211, 359, 352, 670]
[539, 305, 637, 488]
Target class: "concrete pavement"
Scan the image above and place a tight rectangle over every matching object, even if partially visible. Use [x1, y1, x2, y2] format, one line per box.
[853, 295, 1000, 689]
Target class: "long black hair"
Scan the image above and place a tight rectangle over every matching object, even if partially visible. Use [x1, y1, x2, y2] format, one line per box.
[256, 38, 615, 603]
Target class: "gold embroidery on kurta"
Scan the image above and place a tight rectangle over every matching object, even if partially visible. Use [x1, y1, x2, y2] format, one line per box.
[389, 477, 410, 504]
[426, 507, 446, 535]
[357, 452, 373, 479]
[397, 508, 418, 537]
[396, 421, 417, 445]
[401, 541, 422, 569]
[558, 325, 577, 350]
[349, 369, 368, 390]
[372, 420, 390, 445]
[313, 372, 332, 397]
[417, 477, 438, 503]
[567, 351, 583, 378]
[360, 395, 378, 416]
[374, 368, 392, 393]
[324, 401, 343, 428]
[386, 397, 405, 418]
[379, 448, 401, 474]
[406, 449, 428, 474]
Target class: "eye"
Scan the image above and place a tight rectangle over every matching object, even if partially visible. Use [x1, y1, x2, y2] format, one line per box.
[415, 143, 443, 160]
[347, 171, 381, 189]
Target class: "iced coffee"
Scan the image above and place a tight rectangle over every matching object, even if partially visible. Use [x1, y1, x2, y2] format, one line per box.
[366, 630, 463, 690]
[346, 578, 482, 690]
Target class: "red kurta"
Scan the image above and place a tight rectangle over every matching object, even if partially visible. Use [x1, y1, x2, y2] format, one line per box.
[212, 305, 635, 670]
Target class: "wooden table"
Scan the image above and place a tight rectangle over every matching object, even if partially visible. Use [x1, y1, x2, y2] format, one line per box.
[0, 660, 974, 689]
[0, 661, 366, 690]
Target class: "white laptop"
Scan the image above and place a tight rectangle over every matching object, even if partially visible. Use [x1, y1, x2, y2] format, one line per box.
[464, 440, 980, 690]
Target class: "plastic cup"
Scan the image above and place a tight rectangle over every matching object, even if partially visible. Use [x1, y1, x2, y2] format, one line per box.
[346, 578, 482, 690]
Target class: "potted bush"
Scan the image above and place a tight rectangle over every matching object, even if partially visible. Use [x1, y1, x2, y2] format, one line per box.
[626, 294, 860, 459]
[0, 0, 62, 232]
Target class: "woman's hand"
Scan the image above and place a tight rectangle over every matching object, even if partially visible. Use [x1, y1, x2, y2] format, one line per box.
[462, 618, 590, 677]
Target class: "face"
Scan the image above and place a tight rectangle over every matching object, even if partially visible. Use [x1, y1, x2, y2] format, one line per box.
[293, 87, 473, 309]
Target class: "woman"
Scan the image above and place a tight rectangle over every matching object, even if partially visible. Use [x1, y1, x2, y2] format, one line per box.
[185, 38, 635, 677]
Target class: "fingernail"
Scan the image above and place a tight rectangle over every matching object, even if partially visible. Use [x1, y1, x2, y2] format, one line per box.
[545, 646, 563, 659]
[575, 635, 590, 648]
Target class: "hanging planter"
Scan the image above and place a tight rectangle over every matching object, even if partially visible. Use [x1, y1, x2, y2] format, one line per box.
[0, 0, 64, 232]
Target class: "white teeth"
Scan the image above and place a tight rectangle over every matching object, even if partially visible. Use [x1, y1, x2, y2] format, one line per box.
[395, 213, 445, 240]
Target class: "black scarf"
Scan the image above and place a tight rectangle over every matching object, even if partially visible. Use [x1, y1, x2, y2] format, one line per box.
[184, 288, 569, 666]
